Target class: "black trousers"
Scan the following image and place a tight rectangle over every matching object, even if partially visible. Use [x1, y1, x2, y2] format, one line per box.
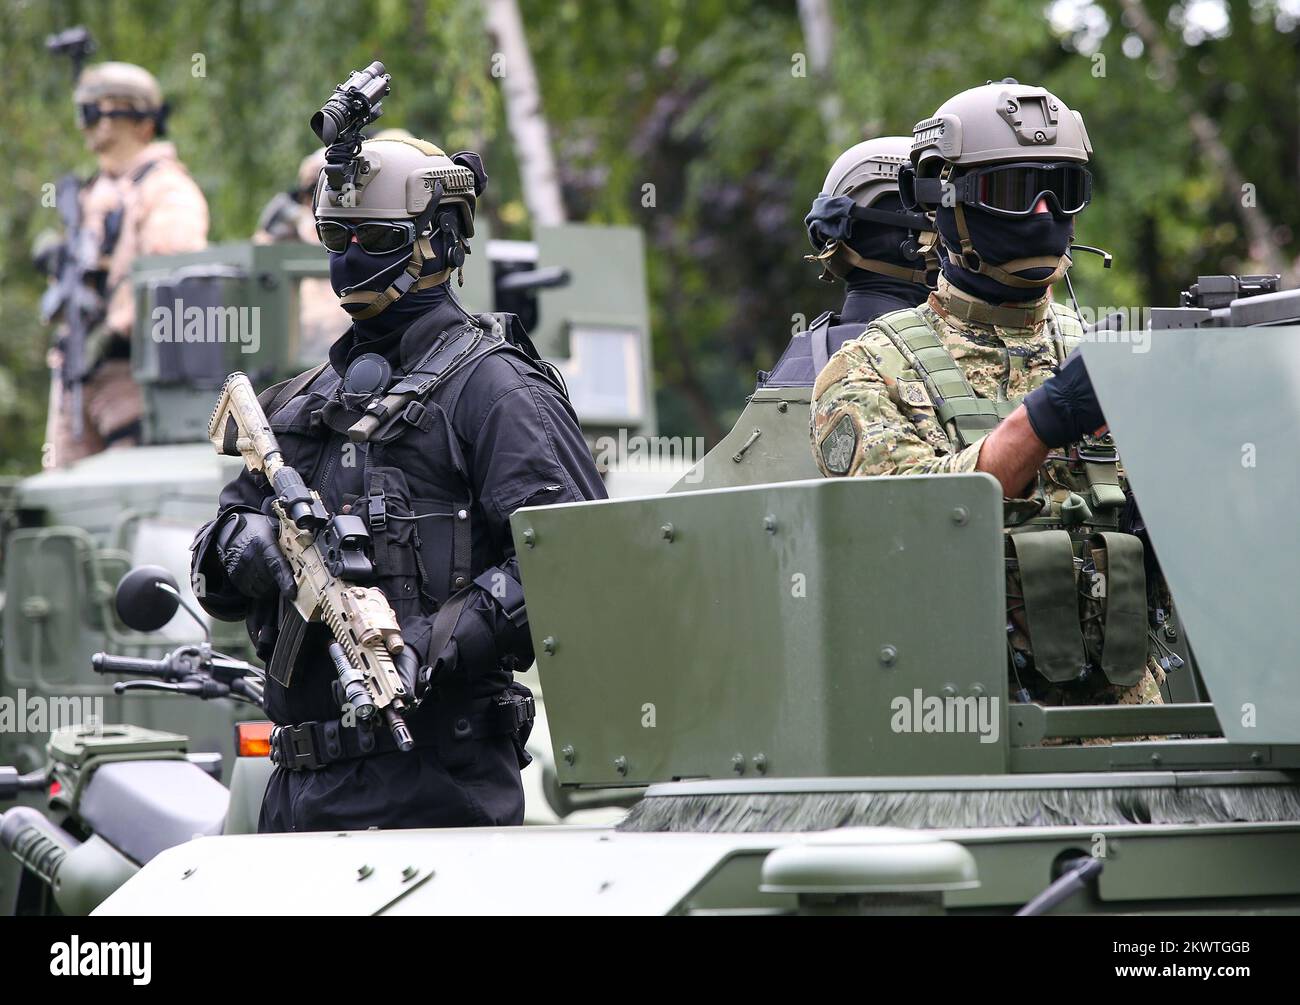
[258, 734, 525, 832]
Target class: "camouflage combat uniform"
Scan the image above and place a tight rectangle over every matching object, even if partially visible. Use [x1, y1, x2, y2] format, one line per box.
[811, 276, 1168, 707]
[51, 140, 209, 465]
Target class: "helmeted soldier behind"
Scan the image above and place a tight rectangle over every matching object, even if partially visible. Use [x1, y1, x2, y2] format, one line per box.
[49, 61, 209, 465]
[763, 137, 933, 388]
[811, 80, 1171, 709]
[191, 135, 607, 831]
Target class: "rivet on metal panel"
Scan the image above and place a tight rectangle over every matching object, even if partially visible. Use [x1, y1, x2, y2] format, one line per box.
[561, 744, 575, 765]
[401, 866, 419, 882]
[1150, 754, 1162, 766]
[523, 527, 536, 548]
[752, 753, 768, 774]
[542, 636, 556, 655]
[660, 523, 674, 542]
[969, 683, 985, 698]
[732, 428, 762, 463]
[763, 514, 778, 534]
[614, 756, 628, 776]
[1250, 751, 1263, 765]
[357, 864, 374, 880]
[941, 684, 957, 698]
[731, 753, 745, 775]
[777, 401, 789, 413]
[951, 506, 969, 526]
[879, 645, 897, 668]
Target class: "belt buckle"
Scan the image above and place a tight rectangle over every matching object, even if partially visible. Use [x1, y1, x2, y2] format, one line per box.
[272, 724, 321, 771]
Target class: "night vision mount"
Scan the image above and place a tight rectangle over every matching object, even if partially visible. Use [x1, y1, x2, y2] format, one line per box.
[311, 60, 392, 194]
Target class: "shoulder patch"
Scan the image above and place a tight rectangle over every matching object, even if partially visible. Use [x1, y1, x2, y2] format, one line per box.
[895, 378, 930, 408]
[819, 413, 858, 475]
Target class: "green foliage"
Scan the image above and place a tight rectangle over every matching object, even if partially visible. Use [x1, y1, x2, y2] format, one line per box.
[1, 0, 1297, 470]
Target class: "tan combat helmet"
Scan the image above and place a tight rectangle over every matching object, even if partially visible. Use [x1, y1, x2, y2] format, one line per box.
[901, 79, 1093, 289]
[806, 135, 933, 283]
[73, 61, 167, 133]
[314, 136, 481, 318]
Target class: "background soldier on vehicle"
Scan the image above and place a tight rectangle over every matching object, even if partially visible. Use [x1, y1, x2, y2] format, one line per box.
[43, 61, 208, 466]
[763, 137, 934, 388]
[192, 131, 606, 832]
[811, 80, 1173, 709]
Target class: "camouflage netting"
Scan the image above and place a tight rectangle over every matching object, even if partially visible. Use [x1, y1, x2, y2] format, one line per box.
[617, 784, 1300, 833]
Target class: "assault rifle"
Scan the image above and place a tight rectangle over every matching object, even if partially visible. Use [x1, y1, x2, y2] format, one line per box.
[208, 372, 414, 751]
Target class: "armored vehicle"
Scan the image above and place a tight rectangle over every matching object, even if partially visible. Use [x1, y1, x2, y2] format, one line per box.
[67, 276, 1300, 916]
[0, 216, 674, 912]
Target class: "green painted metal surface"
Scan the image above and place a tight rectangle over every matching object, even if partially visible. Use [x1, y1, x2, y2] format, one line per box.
[670, 386, 822, 492]
[513, 474, 1007, 784]
[1081, 331, 1300, 744]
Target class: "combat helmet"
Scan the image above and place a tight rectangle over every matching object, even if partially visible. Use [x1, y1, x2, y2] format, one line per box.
[313, 136, 486, 318]
[899, 79, 1093, 290]
[805, 135, 933, 284]
[73, 61, 168, 135]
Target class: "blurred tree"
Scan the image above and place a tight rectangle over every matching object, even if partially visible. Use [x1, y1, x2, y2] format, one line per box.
[1, 0, 1298, 472]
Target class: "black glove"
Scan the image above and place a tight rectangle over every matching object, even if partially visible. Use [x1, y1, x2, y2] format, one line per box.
[216, 512, 296, 600]
[1023, 350, 1107, 448]
[394, 640, 457, 707]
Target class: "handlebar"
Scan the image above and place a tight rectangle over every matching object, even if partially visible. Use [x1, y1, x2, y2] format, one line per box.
[92, 645, 263, 707]
[92, 652, 176, 680]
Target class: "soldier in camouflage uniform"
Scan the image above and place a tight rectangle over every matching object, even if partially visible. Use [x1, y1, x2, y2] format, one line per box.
[811, 80, 1177, 709]
[48, 62, 209, 466]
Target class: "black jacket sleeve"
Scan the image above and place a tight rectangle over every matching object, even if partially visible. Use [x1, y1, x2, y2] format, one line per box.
[402, 354, 607, 681]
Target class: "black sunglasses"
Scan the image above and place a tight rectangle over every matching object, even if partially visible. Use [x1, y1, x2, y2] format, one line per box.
[315, 219, 419, 255]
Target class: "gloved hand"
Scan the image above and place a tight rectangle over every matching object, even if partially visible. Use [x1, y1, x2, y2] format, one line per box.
[1023, 350, 1107, 448]
[394, 639, 457, 707]
[217, 512, 296, 600]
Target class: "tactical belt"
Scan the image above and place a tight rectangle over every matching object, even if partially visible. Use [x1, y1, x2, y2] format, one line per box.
[269, 692, 536, 771]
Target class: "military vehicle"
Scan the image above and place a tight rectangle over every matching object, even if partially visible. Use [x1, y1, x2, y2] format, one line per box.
[6, 276, 1281, 915]
[0, 210, 675, 912]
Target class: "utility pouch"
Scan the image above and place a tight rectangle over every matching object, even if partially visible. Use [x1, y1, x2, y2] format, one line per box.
[1008, 530, 1087, 683]
[1083, 532, 1149, 687]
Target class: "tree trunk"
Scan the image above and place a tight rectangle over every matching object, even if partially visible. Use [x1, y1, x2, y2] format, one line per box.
[796, 0, 846, 150]
[481, 0, 566, 227]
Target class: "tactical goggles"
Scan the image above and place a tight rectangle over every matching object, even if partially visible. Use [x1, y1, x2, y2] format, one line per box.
[904, 162, 1092, 217]
[315, 219, 420, 255]
[76, 102, 154, 129]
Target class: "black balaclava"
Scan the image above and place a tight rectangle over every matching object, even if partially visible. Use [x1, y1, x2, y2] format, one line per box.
[935, 201, 1074, 304]
[839, 194, 932, 324]
[328, 233, 455, 363]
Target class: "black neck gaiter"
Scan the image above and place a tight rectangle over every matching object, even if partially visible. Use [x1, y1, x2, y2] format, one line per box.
[328, 238, 457, 363]
[935, 204, 1073, 303]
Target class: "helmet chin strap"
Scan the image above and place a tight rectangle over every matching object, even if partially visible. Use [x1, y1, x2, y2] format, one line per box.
[337, 234, 451, 319]
[336, 181, 456, 320]
[946, 199, 1069, 290]
[805, 241, 931, 285]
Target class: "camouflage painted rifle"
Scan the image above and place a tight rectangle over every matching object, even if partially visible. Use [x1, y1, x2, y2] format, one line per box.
[208, 372, 414, 751]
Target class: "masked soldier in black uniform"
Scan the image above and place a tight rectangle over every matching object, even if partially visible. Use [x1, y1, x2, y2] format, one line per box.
[191, 134, 606, 832]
